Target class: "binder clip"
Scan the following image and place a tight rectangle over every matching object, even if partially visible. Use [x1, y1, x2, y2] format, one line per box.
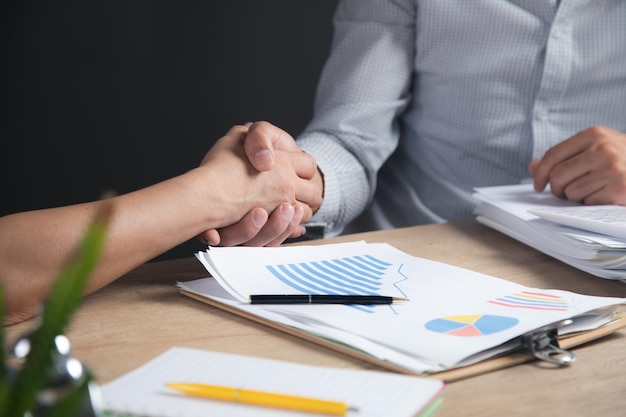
[521, 319, 576, 366]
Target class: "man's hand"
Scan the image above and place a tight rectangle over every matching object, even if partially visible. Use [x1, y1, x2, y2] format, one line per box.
[529, 126, 626, 205]
[199, 121, 324, 247]
[205, 203, 306, 247]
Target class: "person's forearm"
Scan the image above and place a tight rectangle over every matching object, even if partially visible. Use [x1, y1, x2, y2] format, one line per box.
[0, 165, 234, 325]
[1, 122, 308, 324]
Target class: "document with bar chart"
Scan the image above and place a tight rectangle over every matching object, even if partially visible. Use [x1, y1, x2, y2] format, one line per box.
[177, 241, 626, 378]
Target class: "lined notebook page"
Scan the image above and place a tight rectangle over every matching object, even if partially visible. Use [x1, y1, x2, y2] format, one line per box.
[100, 347, 445, 417]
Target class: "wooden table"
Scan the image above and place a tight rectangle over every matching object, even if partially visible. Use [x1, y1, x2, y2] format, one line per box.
[6, 221, 626, 416]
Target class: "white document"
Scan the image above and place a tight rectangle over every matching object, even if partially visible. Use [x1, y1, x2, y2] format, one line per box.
[184, 241, 626, 373]
[100, 347, 445, 417]
[473, 184, 626, 280]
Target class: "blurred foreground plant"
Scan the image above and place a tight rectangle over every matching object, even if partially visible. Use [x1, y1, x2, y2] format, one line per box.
[0, 199, 112, 417]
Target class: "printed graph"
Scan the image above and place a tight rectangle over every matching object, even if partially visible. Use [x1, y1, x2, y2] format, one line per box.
[265, 255, 391, 295]
[488, 291, 569, 311]
[425, 315, 519, 336]
[265, 254, 403, 312]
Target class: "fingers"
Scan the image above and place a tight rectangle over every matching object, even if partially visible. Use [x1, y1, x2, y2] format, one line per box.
[290, 152, 324, 211]
[245, 203, 306, 247]
[530, 126, 626, 204]
[240, 120, 323, 211]
[581, 178, 626, 205]
[531, 130, 591, 194]
[290, 150, 318, 180]
[527, 159, 540, 176]
[211, 203, 305, 247]
[200, 208, 269, 247]
[198, 121, 322, 247]
[243, 121, 302, 171]
[562, 164, 626, 205]
[199, 229, 222, 246]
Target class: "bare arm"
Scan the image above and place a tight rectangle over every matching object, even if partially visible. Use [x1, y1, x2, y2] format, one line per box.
[0, 124, 308, 324]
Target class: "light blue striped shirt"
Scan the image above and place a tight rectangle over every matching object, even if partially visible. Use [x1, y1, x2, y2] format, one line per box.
[298, 0, 626, 237]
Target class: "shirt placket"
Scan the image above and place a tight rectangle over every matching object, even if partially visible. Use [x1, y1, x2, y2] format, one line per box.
[531, 4, 575, 160]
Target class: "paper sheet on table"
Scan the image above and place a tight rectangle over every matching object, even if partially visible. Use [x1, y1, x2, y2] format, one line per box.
[187, 242, 626, 372]
[100, 347, 445, 417]
[473, 184, 626, 280]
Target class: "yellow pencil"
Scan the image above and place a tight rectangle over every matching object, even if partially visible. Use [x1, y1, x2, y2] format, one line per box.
[166, 382, 353, 416]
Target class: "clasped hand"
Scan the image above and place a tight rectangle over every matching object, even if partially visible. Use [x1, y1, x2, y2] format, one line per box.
[203, 124, 626, 249]
[199, 121, 323, 247]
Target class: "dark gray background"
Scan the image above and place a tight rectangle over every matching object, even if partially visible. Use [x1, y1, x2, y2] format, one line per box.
[1, 1, 338, 260]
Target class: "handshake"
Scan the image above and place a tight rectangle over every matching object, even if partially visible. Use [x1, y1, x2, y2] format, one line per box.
[197, 121, 324, 247]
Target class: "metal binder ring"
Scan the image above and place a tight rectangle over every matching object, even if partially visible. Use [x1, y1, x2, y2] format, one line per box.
[531, 342, 576, 366]
[522, 319, 577, 366]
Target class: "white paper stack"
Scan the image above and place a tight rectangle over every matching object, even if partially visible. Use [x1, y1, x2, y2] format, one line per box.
[473, 184, 626, 281]
[179, 241, 626, 375]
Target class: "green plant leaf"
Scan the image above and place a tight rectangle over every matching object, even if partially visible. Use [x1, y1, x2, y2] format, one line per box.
[45, 371, 94, 417]
[5, 200, 112, 417]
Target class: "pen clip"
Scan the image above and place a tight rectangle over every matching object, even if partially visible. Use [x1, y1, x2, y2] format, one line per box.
[521, 319, 576, 366]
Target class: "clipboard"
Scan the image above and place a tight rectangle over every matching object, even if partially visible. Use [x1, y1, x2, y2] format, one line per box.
[180, 288, 626, 383]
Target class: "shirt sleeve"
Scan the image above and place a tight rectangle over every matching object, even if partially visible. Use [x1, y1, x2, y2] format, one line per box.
[297, 0, 416, 237]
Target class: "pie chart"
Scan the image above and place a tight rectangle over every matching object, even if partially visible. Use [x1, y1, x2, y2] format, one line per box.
[425, 314, 519, 336]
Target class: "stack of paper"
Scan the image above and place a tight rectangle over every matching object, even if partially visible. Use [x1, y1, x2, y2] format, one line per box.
[473, 184, 626, 281]
[179, 241, 626, 376]
[100, 347, 445, 417]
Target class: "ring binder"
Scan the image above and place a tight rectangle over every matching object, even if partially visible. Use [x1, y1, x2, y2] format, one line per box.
[521, 319, 576, 366]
